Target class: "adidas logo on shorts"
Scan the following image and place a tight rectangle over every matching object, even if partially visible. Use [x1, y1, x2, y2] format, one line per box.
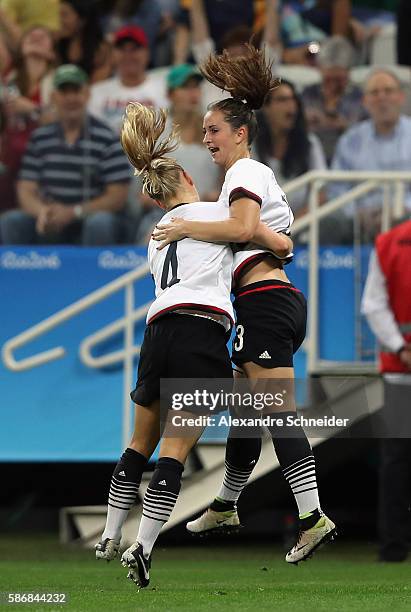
[259, 350, 271, 359]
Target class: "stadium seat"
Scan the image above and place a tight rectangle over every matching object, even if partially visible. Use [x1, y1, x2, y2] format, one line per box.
[370, 23, 397, 66]
[273, 64, 321, 93]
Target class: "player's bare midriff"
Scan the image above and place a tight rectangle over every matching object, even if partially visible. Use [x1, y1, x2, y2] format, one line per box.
[238, 256, 290, 289]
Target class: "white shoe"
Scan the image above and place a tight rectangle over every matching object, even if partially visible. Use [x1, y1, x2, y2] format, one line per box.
[95, 538, 120, 561]
[186, 508, 241, 535]
[286, 515, 337, 564]
[121, 542, 151, 588]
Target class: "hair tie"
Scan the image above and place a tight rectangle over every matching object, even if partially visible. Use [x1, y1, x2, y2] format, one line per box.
[136, 163, 151, 176]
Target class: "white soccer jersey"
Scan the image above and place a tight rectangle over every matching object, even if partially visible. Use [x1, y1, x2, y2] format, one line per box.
[147, 202, 234, 331]
[218, 158, 294, 282]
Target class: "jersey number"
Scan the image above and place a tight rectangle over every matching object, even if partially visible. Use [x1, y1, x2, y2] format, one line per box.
[233, 324, 245, 351]
[161, 241, 180, 289]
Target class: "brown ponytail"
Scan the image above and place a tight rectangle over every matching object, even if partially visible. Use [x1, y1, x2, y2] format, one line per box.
[201, 44, 280, 145]
[201, 43, 278, 110]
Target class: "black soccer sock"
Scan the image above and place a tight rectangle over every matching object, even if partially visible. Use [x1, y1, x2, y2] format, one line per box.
[267, 412, 320, 517]
[137, 457, 184, 556]
[102, 448, 148, 541]
[211, 434, 262, 511]
[299, 507, 322, 530]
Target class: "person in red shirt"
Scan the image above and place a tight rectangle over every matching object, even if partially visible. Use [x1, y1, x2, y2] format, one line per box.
[0, 99, 25, 217]
[362, 218, 411, 562]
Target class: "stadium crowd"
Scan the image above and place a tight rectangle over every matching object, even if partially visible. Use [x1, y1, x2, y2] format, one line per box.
[0, 0, 409, 246]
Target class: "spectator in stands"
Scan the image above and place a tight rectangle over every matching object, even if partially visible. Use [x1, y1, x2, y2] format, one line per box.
[57, 0, 113, 84]
[0, 98, 26, 224]
[362, 218, 411, 562]
[330, 69, 411, 241]
[99, 0, 164, 65]
[0, 97, 21, 232]
[279, 0, 347, 65]
[254, 79, 326, 217]
[4, 26, 56, 126]
[302, 35, 366, 164]
[0, 28, 12, 77]
[396, 0, 411, 67]
[188, 18, 281, 111]
[278, 0, 379, 65]
[88, 25, 168, 135]
[0, 1, 60, 52]
[166, 64, 220, 200]
[173, 0, 258, 65]
[0, 98, 5, 141]
[154, 0, 182, 67]
[0, 64, 130, 246]
[0, 26, 56, 234]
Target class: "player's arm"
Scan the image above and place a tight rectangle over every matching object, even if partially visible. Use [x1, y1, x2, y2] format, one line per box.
[153, 198, 260, 248]
[253, 222, 293, 259]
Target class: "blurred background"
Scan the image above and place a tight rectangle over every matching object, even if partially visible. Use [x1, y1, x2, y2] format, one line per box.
[1, 0, 410, 560]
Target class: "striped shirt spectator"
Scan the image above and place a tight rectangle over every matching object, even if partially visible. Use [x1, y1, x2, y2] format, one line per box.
[19, 116, 130, 205]
[0, 64, 131, 246]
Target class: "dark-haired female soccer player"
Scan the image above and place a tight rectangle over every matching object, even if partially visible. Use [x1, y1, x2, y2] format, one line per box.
[95, 102, 290, 587]
[153, 44, 336, 564]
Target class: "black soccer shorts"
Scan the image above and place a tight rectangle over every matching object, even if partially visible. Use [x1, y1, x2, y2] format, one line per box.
[231, 279, 307, 368]
[131, 313, 232, 408]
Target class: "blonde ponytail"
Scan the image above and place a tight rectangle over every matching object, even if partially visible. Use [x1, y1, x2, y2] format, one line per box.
[120, 103, 182, 202]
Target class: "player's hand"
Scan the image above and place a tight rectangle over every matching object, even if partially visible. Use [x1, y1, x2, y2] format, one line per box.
[152, 217, 187, 250]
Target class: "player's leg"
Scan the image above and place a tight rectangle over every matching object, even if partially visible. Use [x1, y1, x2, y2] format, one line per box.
[188, 282, 336, 556]
[187, 368, 262, 534]
[122, 414, 205, 588]
[212, 369, 262, 509]
[96, 322, 164, 560]
[243, 360, 336, 563]
[95, 401, 161, 561]
[244, 281, 335, 562]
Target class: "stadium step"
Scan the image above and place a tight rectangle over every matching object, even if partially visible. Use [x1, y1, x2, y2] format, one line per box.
[60, 374, 383, 548]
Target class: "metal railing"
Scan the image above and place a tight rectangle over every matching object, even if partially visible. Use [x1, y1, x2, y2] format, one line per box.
[2, 170, 410, 444]
[2, 262, 151, 448]
[283, 170, 410, 372]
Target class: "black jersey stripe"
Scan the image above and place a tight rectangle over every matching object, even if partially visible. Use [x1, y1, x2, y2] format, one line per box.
[229, 187, 262, 207]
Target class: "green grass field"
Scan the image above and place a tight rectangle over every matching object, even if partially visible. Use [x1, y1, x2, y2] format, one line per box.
[0, 536, 410, 611]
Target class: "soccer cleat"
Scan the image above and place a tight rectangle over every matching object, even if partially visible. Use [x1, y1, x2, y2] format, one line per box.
[95, 538, 120, 562]
[286, 515, 337, 564]
[186, 508, 241, 536]
[121, 542, 151, 588]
